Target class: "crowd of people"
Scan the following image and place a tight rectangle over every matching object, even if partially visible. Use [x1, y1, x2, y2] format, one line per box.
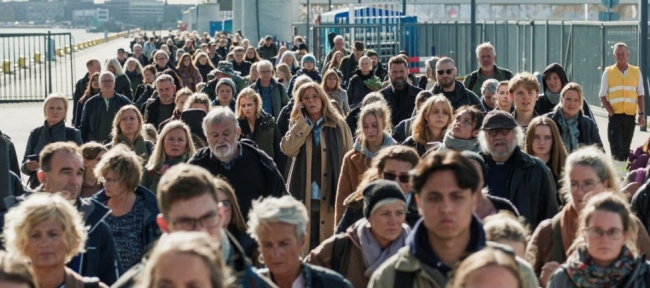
[0, 28, 649, 288]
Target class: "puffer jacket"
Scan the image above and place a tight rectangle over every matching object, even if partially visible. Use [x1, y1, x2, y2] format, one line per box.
[548, 256, 650, 288]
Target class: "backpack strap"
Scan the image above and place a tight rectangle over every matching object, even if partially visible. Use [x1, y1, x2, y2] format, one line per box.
[394, 270, 416, 288]
[330, 234, 352, 275]
[467, 71, 478, 91]
[550, 214, 566, 262]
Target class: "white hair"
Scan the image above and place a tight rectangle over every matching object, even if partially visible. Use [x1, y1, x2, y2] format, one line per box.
[334, 35, 344, 42]
[369, 198, 406, 217]
[256, 60, 273, 72]
[477, 126, 524, 156]
[99, 71, 115, 82]
[247, 196, 309, 241]
[202, 106, 238, 139]
[105, 58, 124, 76]
[476, 42, 496, 57]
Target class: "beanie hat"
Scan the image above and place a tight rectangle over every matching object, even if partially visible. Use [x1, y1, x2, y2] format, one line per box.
[365, 49, 378, 58]
[363, 179, 406, 218]
[301, 54, 316, 66]
[216, 78, 237, 95]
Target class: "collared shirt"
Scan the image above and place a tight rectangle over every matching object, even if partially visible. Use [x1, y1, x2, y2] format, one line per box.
[218, 143, 243, 170]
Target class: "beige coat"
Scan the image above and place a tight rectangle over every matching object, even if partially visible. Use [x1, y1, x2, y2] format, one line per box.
[281, 117, 353, 247]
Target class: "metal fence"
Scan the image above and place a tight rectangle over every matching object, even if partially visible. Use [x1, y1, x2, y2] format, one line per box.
[312, 21, 647, 107]
[0, 32, 75, 102]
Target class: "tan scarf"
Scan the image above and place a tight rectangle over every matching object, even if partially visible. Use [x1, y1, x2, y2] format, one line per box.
[559, 204, 580, 253]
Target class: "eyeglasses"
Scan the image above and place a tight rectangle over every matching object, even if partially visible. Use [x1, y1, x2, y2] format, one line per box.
[570, 181, 601, 192]
[302, 95, 320, 101]
[219, 200, 232, 210]
[584, 227, 624, 240]
[437, 69, 454, 75]
[486, 129, 512, 136]
[99, 177, 118, 186]
[171, 211, 220, 230]
[382, 172, 410, 183]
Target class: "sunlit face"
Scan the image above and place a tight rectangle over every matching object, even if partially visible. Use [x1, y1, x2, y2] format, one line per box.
[362, 114, 384, 145]
[144, 70, 155, 84]
[99, 74, 115, 92]
[176, 94, 190, 113]
[25, 218, 68, 269]
[157, 80, 177, 104]
[207, 121, 240, 162]
[239, 97, 257, 119]
[155, 54, 168, 67]
[126, 61, 136, 72]
[561, 89, 582, 118]
[334, 53, 343, 63]
[496, 84, 512, 109]
[40, 150, 84, 200]
[478, 48, 496, 70]
[381, 159, 414, 194]
[249, 67, 259, 82]
[359, 58, 372, 74]
[583, 210, 628, 267]
[483, 91, 497, 109]
[198, 56, 208, 65]
[368, 201, 406, 246]
[234, 52, 244, 63]
[531, 125, 552, 159]
[217, 85, 233, 105]
[325, 74, 338, 90]
[133, 46, 142, 56]
[389, 63, 407, 89]
[151, 252, 213, 288]
[102, 170, 129, 197]
[485, 129, 516, 159]
[464, 265, 520, 288]
[436, 62, 457, 89]
[45, 99, 66, 125]
[427, 103, 450, 130]
[119, 109, 140, 137]
[451, 110, 476, 140]
[569, 164, 607, 212]
[545, 72, 563, 93]
[258, 65, 273, 82]
[416, 170, 478, 242]
[216, 190, 232, 229]
[257, 222, 305, 278]
[613, 46, 629, 66]
[511, 86, 538, 113]
[301, 88, 323, 118]
[246, 48, 255, 58]
[91, 77, 100, 89]
[303, 61, 315, 71]
[107, 63, 116, 74]
[282, 55, 293, 67]
[369, 55, 379, 67]
[163, 128, 188, 159]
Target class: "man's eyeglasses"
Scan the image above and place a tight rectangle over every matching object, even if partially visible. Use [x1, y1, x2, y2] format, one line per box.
[171, 211, 220, 230]
[486, 129, 512, 137]
[584, 227, 624, 240]
[382, 172, 410, 183]
[437, 69, 454, 75]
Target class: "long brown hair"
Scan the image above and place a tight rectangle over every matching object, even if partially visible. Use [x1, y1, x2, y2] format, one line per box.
[214, 178, 247, 233]
[411, 95, 453, 145]
[176, 53, 197, 72]
[524, 116, 568, 179]
[79, 72, 101, 105]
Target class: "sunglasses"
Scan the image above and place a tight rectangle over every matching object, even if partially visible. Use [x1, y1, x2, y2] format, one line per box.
[437, 69, 454, 75]
[487, 129, 512, 136]
[382, 172, 410, 183]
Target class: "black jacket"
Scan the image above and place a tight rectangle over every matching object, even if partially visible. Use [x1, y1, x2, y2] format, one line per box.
[133, 83, 155, 108]
[481, 147, 559, 230]
[196, 63, 214, 83]
[346, 70, 375, 109]
[535, 63, 595, 120]
[232, 60, 252, 77]
[632, 181, 650, 233]
[344, 105, 361, 138]
[93, 186, 162, 252]
[0, 131, 20, 177]
[144, 97, 176, 129]
[258, 263, 352, 288]
[72, 73, 90, 126]
[287, 69, 323, 98]
[431, 80, 485, 112]
[545, 110, 602, 150]
[257, 44, 278, 60]
[188, 142, 288, 218]
[373, 62, 387, 81]
[114, 74, 133, 101]
[380, 83, 422, 126]
[79, 93, 133, 143]
[393, 117, 415, 144]
[402, 136, 428, 157]
[2, 192, 123, 285]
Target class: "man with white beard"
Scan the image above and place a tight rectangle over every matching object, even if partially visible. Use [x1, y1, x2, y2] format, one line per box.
[188, 107, 288, 218]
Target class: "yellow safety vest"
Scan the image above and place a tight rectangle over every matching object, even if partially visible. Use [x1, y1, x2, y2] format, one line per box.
[606, 64, 640, 116]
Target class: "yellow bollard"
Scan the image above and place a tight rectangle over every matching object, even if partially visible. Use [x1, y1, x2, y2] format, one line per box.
[55, 48, 61, 56]
[18, 56, 26, 69]
[34, 52, 42, 64]
[3, 60, 11, 73]
[65, 46, 70, 54]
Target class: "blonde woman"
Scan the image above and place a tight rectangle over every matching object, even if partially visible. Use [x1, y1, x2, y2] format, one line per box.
[403, 95, 453, 156]
[321, 69, 350, 115]
[3, 193, 108, 287]
[141, 121, 196, 194]
[236, 88, 279, 159]
[22, 93, 82, 188]
[105, 57, 133, 99]
[335, 102, 396, 224]
[276, 63, 292, 88]
[281, 82, 353, 250]
[124, 57, 144, 95]
[107, 105, 154, 164]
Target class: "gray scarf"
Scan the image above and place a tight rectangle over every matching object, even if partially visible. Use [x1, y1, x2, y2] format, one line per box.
[545, 89, 561, 105]
[356, 218, 410, 277]
[557, 111, 580, 152]
[438, 132, 480, 152]
[354, 132, 397, 159]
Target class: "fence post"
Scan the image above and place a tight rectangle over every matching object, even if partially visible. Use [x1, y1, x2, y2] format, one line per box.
[530, 21, 535, 72]
[0, 136, 11, 211]
[47, 31, 53, 94]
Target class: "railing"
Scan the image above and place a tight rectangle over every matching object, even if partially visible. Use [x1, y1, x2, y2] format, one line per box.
[0, 32, 74, 102]
[313, 21, 648, 108]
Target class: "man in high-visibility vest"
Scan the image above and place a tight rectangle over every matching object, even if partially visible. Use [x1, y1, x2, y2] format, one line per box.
[599, 42, 645, 162]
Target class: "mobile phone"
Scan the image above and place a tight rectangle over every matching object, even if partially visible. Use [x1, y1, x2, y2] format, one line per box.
[27, 154, 38, 162]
